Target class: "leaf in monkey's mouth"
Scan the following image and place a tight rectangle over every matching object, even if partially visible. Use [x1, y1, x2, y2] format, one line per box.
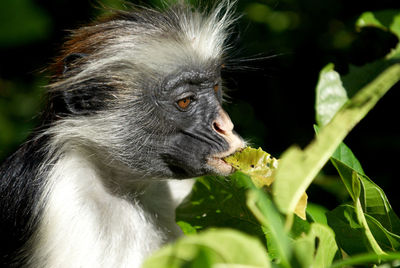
[224, 146, 307, 220]
[224, 147, 278, 187]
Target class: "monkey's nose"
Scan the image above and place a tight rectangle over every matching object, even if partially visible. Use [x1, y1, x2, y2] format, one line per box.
[212, 109, 234, 135]
[212, 109, 245, 153]
[208, 109, 245, 175]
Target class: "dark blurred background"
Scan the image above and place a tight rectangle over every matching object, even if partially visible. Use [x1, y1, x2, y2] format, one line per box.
[0, 0, 399, 209]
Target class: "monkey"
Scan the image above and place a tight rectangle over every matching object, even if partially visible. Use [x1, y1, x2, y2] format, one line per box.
[0, 1, 244, 267]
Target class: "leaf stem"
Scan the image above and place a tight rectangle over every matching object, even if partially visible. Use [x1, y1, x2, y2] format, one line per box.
[355, 198, 385, 255]
[329, 252, 400, 268]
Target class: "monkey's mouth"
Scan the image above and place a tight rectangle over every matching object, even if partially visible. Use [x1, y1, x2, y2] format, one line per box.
[207, 156, 234, 175]
[207, 146, 244, 175]
[206, 134, 245, 176]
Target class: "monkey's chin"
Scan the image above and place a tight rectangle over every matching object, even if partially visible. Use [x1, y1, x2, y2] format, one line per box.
[206, 157, 235, 176]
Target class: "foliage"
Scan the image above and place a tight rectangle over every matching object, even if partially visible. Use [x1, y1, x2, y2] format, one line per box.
[0, 0, 399, 267]
[143, 10, 400, 268]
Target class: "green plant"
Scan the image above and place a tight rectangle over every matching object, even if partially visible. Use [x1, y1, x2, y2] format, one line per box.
[142, 10, 400, 268]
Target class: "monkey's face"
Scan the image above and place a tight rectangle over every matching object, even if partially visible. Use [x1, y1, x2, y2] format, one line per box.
[48, 3, 245, 180]
[54, 59, 244, 180]
[133, 68, 245, 179]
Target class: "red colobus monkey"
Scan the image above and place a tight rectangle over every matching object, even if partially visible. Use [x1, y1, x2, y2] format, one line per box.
[0, 1, 244, 267]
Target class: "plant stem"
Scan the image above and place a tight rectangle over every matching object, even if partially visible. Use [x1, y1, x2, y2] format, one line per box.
[355, 198, 385, 255]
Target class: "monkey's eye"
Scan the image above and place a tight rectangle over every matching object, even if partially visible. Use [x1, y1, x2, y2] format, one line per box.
[213, 84, 219, 93]
[176, 97, 193, 110]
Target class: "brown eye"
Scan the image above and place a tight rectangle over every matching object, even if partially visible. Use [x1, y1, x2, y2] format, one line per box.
[177, 97, 192, 109]
[213, 84, 219, 93]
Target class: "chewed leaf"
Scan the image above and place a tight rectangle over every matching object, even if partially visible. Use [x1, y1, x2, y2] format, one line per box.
[224, 147, 307, 220]
[224, 147, 278, 187]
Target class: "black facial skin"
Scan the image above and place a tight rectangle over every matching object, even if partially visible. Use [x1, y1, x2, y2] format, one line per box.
[135, 66, 229, 179]
[159, 69, 226, 178]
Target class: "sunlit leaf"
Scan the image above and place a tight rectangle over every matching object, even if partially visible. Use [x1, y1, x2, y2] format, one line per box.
[142, 228, 271, 268]
[224, 147, 278, 187]
[293, 223, 338, 268]
[315, 63, 348, 127]
[246, 189, 292, 268]
[224, 147, 307, 220]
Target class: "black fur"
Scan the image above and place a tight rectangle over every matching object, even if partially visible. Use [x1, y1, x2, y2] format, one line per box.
[60, 78, 114, 115]
[0, 135, 52, 266]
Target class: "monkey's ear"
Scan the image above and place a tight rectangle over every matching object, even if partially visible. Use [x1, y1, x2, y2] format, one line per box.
[63, 53, 87, 74]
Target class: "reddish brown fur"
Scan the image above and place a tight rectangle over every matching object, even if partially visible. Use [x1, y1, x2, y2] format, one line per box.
[50, 14, 121, 77]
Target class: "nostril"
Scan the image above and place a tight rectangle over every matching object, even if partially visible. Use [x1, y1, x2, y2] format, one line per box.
[213, 121, 226, 135]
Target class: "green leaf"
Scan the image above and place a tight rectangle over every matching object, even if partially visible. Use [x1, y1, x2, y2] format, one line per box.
[290, 215, 311, 239]
[176, 221, 197, 235]
[339, 10, 400, 99]
[309, 223, 338, 267]
[330, 141, 364, 175]
[293, 223, 338, 268]
[315, 60, 400, 252]
[327, 204, 400, 256]
[329, 141, 400, 236]
[364, 212, 400, 252]
[329, 159, 358, 201]
[317, 121, 400, 238]
[356, 10, 400, 59]
[176, 175, 265, 241]
[306, 203, 329, 225]
[142, 228, 271, 268]
[273, 63, 400, 223]
[246, 189, 292, 267]
[327, 204, 370, 255]
[343, 60, 394, 98]
[358, 174, 400, 234]
[317, 126, 400, 255]
[315, 63, 348, 126]
[329, 147, 384, 254]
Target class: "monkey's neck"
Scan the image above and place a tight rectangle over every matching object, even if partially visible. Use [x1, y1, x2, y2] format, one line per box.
[28, 149, 188, 268]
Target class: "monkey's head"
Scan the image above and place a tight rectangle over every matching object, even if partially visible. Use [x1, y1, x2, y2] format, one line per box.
[47, 2, 245, 179]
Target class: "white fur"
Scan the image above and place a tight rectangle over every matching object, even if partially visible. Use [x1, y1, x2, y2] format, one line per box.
[50, 1, 237, 92]
[178, 0, 237, 60]
[26, 149, 193, 268]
